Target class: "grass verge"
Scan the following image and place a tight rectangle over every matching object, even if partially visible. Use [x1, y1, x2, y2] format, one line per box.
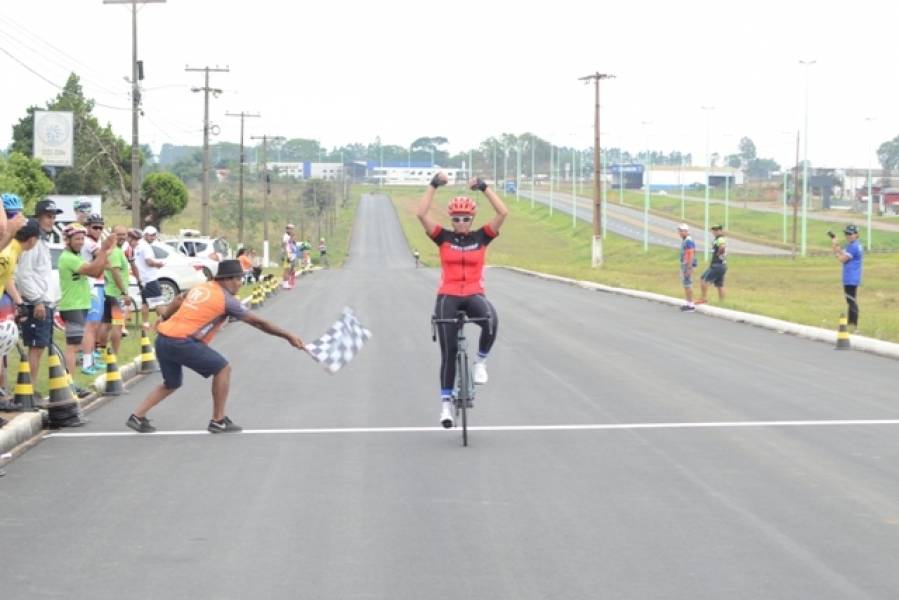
[386, 185, 899, 343]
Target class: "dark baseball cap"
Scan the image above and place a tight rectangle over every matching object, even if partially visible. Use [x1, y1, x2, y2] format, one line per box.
[711, 224, 724, 230]
[34, 199, 63, 216]
[15, 218, 41, 241]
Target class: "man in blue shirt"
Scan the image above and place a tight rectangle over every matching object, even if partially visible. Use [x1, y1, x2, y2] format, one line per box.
[832, 224, 863, 331]
[677, 223, 697, 311]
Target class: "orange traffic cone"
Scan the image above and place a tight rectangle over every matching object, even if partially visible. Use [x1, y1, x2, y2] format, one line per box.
[13, 348, 35, 411]
[836, 314, 851, 350]
[139, 333, 159, 374]
[104, 348, 124, 395]
[47, 346, 85, 427]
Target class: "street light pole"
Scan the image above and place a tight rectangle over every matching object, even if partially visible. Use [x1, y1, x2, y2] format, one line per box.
[865, 116, 875, 250]
[701, 106, 715, 260]
[642, 121, 651, 253]
[549, 143, 554, 216]
[799, 59, 816, 257]
[103, 0, 166, 230]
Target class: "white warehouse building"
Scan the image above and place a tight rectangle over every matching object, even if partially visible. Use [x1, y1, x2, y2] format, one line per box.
[612, 164, 742, 190]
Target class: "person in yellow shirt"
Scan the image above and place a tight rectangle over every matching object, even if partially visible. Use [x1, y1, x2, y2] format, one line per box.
[0, 219, 41, 409]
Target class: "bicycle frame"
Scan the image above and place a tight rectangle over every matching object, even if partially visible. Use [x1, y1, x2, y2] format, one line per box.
[431, 312, 492, 447]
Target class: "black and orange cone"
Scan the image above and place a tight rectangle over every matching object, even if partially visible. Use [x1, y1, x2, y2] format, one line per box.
[47, 345, 84, 426]
[104, 348, 124, 395]
[13, 348, 35, 410]
[139, 333, 159, 374]
[836, 314, 851, 350]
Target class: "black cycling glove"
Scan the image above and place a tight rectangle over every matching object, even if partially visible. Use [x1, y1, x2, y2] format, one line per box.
[473, 178, 488, 192]
[430, 174, 446, 189]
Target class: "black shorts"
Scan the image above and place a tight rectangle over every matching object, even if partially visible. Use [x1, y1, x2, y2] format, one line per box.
[139, 280, 165, 309]
[59, 309, 87, 345]
[701, 264, 727, 288]
[21, 304, 54, 348]
[102, 296, 125, 325]
[156, 334, 229, 390]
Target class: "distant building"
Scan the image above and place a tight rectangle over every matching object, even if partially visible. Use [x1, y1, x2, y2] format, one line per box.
[367, 161, 466, 186]
[611, 163, 742, 190]
[264, 162, 347, 180]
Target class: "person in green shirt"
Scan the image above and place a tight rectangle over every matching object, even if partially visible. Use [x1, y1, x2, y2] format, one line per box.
[57, 223, 115, 378]
[99, 225, 131, 357]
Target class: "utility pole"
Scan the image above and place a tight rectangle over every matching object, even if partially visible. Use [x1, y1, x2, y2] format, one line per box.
[104, 0, 166, 230]
[225, 111, 260, 246]
[251, 134, 285, 267]
[580, 72, 615, 267]
[186, 65, 229, 235]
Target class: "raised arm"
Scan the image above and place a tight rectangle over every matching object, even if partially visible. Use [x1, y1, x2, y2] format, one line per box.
[469, 177, 508, 233]
[417, 172, 448, 235]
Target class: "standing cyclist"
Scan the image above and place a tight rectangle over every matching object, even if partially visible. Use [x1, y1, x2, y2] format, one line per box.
[417, 172, 508, 428]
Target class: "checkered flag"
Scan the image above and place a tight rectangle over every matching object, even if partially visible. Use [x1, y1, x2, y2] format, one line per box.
[305, 307, 372, 373]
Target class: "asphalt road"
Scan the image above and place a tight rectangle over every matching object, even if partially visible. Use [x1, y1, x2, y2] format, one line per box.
[519, 189, 789, 255]
[3, 193, 899, 599]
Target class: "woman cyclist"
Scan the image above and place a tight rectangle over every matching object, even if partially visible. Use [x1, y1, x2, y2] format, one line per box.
[417, 172, 508, 428]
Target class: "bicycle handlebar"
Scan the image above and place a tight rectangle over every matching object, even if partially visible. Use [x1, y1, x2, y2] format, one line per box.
[431, 313, 493, 341]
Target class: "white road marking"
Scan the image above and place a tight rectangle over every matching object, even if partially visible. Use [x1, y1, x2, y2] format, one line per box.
[45, 419, 899, 438]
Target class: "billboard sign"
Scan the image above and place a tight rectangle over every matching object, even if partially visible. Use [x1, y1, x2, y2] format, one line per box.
[33, 110, 74, 167]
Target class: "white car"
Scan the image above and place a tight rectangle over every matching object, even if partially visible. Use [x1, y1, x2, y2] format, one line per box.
[161, 231, 231, 279]
[142, 243, 209, 304]
[48, 242, 208, 308]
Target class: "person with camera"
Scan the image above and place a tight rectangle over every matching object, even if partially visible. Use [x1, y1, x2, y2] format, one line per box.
[417, 172, 508, 429]
[830, 224, 864, 331]
[696, 224, 727, 305]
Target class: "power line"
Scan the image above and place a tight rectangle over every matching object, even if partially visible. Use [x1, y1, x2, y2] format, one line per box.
[0, 45, 131, 111]
[0, 14, 125, 94]
[0, 27, 125, 98]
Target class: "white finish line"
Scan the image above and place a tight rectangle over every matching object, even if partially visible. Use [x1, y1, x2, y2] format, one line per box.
[45, 419, 899, 438]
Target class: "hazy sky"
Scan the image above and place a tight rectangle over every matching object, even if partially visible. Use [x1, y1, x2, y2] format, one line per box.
[1, 0, 897, 169]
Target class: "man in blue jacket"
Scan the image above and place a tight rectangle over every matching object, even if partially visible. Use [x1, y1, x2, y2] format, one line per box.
[832, 224, 863, 331]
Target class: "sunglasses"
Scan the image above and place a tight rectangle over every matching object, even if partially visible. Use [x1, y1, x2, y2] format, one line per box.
[90, 226, 104, 231]
[451, 216, 473, 223]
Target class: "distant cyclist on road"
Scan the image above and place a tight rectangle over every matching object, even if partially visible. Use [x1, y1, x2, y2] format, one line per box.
[417, 172, 508, 428]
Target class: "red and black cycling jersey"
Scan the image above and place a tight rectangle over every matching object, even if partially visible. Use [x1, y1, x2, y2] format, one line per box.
[429, 224, 498, 296]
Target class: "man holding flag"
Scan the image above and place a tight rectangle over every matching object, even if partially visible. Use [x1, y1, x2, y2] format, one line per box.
[126, 259, 306, 434]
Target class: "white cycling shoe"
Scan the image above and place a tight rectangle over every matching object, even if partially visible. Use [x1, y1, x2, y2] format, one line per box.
[440, 402, 454, 429]
[472, 361, 488, 385]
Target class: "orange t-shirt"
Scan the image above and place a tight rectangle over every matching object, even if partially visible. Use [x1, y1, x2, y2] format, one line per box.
[157, 281, 247, 344]
[238, 255, 252, 271]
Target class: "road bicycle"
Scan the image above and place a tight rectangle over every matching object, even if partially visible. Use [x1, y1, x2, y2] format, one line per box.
[431, 311, 492, 447]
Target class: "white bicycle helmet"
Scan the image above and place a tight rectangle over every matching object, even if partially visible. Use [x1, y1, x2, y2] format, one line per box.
[0, 319, 20, 358]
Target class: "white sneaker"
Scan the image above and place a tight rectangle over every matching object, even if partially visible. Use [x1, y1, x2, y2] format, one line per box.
[440, 402, 454, 429]
[472, 361, 488, 385]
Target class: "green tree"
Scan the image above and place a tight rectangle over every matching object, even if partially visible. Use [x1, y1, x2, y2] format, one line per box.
[877, 135, 899, 170]
[140, 171, 188, 230]
[0, 152, 54, 211]
[10, 74, 135, 203]
[738, 137, 757, 162]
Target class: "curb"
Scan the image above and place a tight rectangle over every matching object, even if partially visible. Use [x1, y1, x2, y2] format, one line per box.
[499, 266, 899, 361]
